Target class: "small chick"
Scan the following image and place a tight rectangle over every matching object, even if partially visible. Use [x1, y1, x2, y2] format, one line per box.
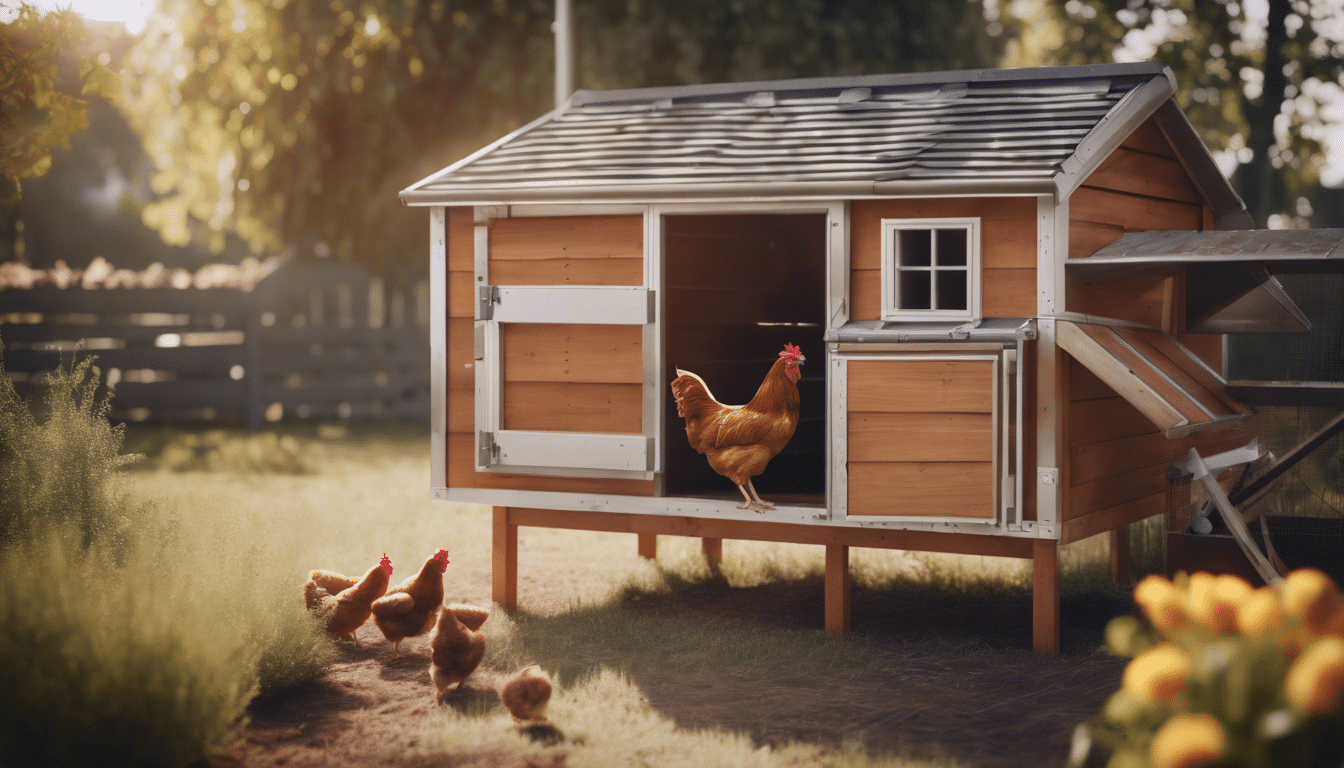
[429, 603, 489, 702]
[501, 665, 553, 722]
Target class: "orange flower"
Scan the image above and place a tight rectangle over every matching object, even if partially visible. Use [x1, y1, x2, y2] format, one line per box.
[1135, 575, 1189, 634]
[1122, 642, 1190, 703]
[1150, 713, 1225, 768]
[1236, 586, 1283, 635]
[1286, 636, 1344, 715]
[1188, 573, 1251, 634]
[1282, 568, 1340, 634]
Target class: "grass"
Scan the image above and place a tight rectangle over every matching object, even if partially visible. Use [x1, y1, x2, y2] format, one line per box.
[0, 356, 332, 767]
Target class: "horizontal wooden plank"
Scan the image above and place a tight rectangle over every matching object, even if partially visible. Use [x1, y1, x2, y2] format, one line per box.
[1070, 186, 1202, 231]
[1069, 425, 1252, 487]
[1068, 219, 1125, 259]
[1061, 492, 1165, 545]
[0, 287, 248, 315]
[490, 215, 642, 262]
[848, 411, 992, 462]
[1083, 146, 1201, 204]
[1179, 332, 1222, 372]
[489, 257, 643, 287]
[504, 506, 1035, 558]
[847, 359, 994, 413]
[446, 432, 654, 495]
[502, 382, 642, 433]
[1069, 396, 1159, 447]
[1068, 355, 1117, 401]
[501, 323, 642, 384]
[1067, 461, 1169, 520]
[981, 267, 1036, 318]
[104, 379, 245, 409]
[2, 344, 246, 373]
[848, 461, 994, 518]
[448, 317, 475, 391]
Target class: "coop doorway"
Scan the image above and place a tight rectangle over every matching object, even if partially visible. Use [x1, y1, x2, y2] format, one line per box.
[661, 212, 828, 506]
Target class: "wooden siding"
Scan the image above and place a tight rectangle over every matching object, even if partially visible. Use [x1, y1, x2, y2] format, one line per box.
[488, 216, 643, 285]
[444, 207, 653, 495]
[847, 358, 995, 518]
[849, 198, 1037, 321]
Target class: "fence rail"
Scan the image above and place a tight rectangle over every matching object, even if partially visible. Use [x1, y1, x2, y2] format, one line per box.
[1, 255, 429, 428]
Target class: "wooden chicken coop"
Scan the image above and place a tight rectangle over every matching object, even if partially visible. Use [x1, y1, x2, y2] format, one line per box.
[400, 62, 1340, 653]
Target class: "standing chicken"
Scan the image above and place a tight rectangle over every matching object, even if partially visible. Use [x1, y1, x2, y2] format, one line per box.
[371, 548, 450, 660]
[428, 603, 490, 701]
[303, 553, 393, 645]
[670, 343, 804, 511]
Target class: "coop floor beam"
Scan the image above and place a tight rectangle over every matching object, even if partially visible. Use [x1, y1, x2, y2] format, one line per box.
[491, 507, 1059, 649]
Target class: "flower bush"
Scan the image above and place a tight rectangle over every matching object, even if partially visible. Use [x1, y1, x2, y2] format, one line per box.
[1070, 569, 1344, 768]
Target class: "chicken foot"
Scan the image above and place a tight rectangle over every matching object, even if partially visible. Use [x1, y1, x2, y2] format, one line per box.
[735, 480, 775, 512]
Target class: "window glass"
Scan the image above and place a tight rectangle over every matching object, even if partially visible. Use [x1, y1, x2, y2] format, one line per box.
[898, 229, 932, 267]
[935, 229, 967, 266]
[900, 270, 932, 309]
[936, 269, 967, 311]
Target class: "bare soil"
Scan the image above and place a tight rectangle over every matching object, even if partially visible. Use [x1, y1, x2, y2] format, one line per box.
[213, 563, 1132, 768]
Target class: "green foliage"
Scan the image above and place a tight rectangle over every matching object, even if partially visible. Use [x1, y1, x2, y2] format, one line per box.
[0, 4, 119, 202]
[0, 349, 331, 767]
[0, 346, 139, 551]
[1021, 0, 1344, 228]
[120, 0, 1005, 271]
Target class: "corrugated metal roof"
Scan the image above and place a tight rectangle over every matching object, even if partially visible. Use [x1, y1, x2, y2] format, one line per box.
[401, 63, 1228, 206]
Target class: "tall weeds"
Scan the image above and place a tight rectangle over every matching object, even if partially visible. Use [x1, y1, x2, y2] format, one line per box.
[0, 347, 331, 766]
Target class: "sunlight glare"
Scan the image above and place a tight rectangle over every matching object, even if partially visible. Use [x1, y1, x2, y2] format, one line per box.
[15, 0, 154, 33]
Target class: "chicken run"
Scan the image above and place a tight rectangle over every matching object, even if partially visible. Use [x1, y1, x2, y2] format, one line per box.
[398, 62, 1344, 654]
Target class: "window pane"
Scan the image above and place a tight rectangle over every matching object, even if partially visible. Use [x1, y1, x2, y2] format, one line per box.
[936, 229, 967, 266]
[936, 269, 967, 311]
[898, 229, 932, 267]
[900, 270, 931, 309]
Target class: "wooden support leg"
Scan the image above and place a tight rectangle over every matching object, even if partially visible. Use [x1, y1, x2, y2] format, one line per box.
[637, 533, 657, 560]
[493, 506, 517, 611]
[1111, 525, 1132, 588]
[701, 537, 723, 566]
[825, 544, 850, 637]
[1033, 538, 1060, 654]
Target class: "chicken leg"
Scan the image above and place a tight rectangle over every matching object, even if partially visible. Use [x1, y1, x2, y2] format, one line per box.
[747, 479, 775, 510]
[735, 480, 774, 512]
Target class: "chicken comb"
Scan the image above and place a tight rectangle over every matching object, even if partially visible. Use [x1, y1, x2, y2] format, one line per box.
[780, 343, 802, 359]
[380, 552, 393, 574]
[434, 548, 450, 564]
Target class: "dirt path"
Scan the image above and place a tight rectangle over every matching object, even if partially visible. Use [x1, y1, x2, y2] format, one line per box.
[216, 573, 1131, 768]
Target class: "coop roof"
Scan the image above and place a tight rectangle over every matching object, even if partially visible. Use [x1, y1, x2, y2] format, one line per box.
[400, 62, 1242, 221]
[1055, 320, 1254, 439]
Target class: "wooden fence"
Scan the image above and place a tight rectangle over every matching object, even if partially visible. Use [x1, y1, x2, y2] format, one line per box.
[0, 255, 429, 428]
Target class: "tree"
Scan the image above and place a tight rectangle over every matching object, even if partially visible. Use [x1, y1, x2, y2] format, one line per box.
[1017, 0, 1344, 228]
[121, 0, 1008, 275]
[0, 3, 118, 204]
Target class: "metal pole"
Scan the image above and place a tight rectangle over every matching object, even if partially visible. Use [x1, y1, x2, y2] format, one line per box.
[554, 0, 573, 109]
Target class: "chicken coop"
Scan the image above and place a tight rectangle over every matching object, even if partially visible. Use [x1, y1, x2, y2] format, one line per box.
[400, 62, 1344, 653]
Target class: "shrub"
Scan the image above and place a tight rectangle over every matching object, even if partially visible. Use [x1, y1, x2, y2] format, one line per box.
[0, 348, 140, 550]
[0, 347, 332, 766]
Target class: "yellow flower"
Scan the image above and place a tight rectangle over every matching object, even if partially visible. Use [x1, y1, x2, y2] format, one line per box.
[1150, 713, 1225, 768]
[1122, 642, 1190, 703]
[1286, 636, 1344, 715]
[1189, 573, 1251, 633]
[1282, 568, 1340, 634]
[1236, 586, 1283, 635]
[1134, 575, 1189, 634]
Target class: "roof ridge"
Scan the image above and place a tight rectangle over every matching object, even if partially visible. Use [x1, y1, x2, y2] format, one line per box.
[570, 63, 1168, 107]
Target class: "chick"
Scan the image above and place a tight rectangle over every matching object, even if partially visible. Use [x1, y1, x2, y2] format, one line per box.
[501, 665, 553, 722]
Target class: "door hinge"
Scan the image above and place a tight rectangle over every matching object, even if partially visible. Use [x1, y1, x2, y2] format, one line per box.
[477, 285, 499, 321]
[477, 431, 497, 466]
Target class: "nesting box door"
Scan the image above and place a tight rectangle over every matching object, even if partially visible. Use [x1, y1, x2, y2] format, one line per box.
[831, 350, 1020, 524]
[473, 212, 657, 478]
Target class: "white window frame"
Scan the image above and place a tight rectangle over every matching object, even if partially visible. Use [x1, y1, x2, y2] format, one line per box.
[880, 217, 981, 323]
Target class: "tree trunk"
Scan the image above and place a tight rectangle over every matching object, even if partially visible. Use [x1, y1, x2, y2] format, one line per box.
[1235, 0, 1291, 227]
